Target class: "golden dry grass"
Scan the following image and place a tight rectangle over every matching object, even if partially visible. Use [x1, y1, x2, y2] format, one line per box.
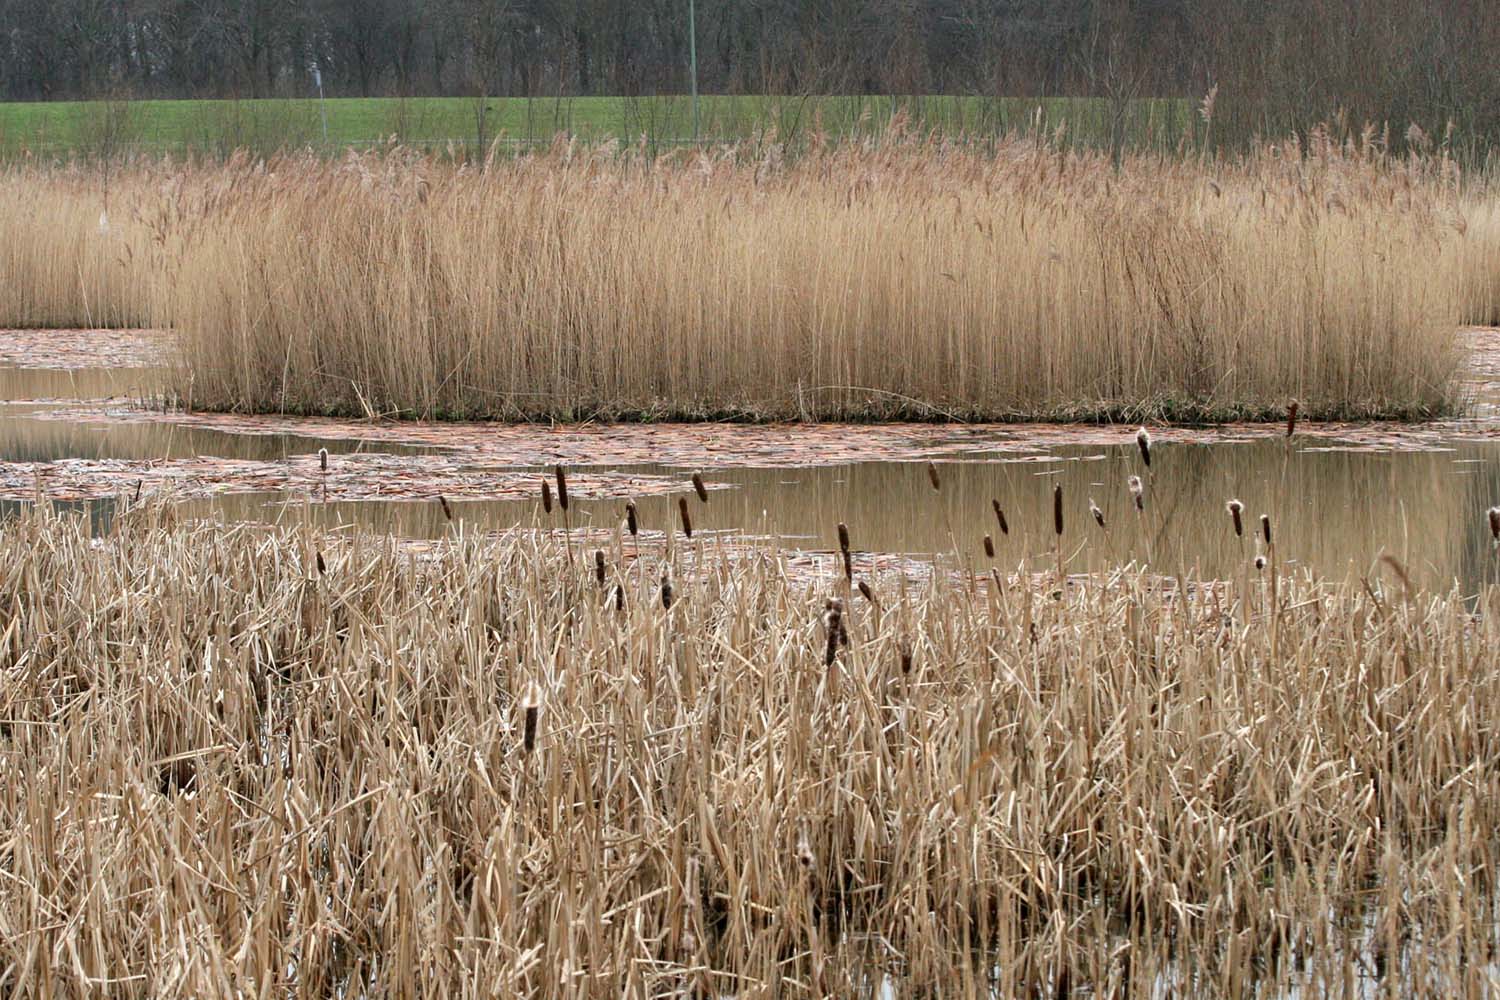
[1, 499, 1499, 997]
[1, 134, 1496, 421]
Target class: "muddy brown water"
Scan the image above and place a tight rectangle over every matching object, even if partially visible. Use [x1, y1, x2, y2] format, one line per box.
[3, 328, 1500, 592]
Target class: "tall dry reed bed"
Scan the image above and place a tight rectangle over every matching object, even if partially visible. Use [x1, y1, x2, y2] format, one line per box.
[3, 134, 1498, 421]
[1, 502, 1498, 996]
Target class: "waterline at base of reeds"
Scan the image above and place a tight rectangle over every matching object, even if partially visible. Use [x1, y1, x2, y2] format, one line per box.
[2, 501, 1498, 997]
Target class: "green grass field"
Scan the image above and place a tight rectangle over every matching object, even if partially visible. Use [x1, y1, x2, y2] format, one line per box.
[0, 94, 1194, 157]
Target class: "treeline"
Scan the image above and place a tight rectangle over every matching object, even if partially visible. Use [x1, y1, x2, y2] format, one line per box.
[3, 0, 1499, 150]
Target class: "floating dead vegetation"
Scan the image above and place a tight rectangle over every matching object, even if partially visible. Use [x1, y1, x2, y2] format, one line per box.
[0, 327, 169, 370]
[0, 453, 698, 504]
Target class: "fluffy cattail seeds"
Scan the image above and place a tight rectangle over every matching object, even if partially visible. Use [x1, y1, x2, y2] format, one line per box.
[992, 500, 1009, 535]
[1287, 400, 1300, 438]
[554, 466, 569, 511]
[1227, 499, 1244, 537]
[926, 462, 941, 492]
[823, 598, 846, 667]
[1128, 476, 1144, 512]
[520, 682, 543, 755]
[1254, 555, 1267, 571]
[692, 472, 708, 503]
[1488, 506, 1500, 543]
[1053, 483, 1064, 536]
[438, 495, 453, 522]
[594, 550, 606, 587]
[1089, 499, 1106, 529]
[661, 570, 675, 609]
[318, 447, 328, 472]
[1136, 427, 1152, 467]
[1261, 514, 1272, 546]
[625, 501, 638, 536]
[983, 534, 995, 559]
[541, 479, 553, 514]
[678, 497, 693, 539]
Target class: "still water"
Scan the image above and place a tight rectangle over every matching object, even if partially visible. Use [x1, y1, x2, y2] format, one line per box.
[3, 338, 1499, 592]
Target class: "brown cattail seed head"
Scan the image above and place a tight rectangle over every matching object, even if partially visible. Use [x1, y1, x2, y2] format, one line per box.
[1488, 506, 1500, 541]
[692, 472, 708, 503]
[926, 462, 941, 492]
[520, 682, 543, 755]
[983, 534, 995, 559]
[858, 579, 875, 604]
[615, 583, 626, 612]
[1287, 399, 1300, 438]
[625, 501, 638, 536]
[678, 497, 693, 539]
[823, 598, 845, 666]
[318, 447, 328, 472]
[661, 571, 675, 610]
[1136, 426, 1152, 468]
[837, 522, 850, 555]
[1227, 499, 1244, 537]
[438, 495, 453, 521]
[1128, 476, 1144, 512]
[1090, 499, 1106, 529]
[541, 479, 553, 514]
[1053, 483, 1064, 536]
[992, 499, 1009, 535]
[1260, 514, 1272, 546]
[594, 550, 606, 586]
[899, 643, 913, 674]
[315, 551, 326, 577]
[1254, 555, 1267, 571]
[554, 466, 569, 511]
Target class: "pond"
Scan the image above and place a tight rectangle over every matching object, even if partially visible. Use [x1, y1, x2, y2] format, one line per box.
[4, 328, 1500, 592]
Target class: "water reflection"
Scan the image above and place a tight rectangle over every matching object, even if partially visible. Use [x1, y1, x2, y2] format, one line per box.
[2, 357, 1499, 592]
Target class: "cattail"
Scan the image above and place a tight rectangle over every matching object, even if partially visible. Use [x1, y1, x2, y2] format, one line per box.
[661, 571, 675, 610]
[614, 583, 626, 612]
[926, 462, 941, 492]
[692, 472, 708, 503]
[594, 550, 606, 587]
[1287, 399, 1300, 438]
[315, 551, 326, 577]
[837, 522, 850, 555]
[318, 447, 328, 472]
[795, 831, 816, 871]
[541, 479, 553, 514]
[438, 495, 453, 522]
[1227, 499, 1244, 537]
[554, 466, 569, 511]
[678, 497, 693, 539]
[520, 682, 543, 755]
[1053, 483, 1064, 536]
[1260, 514, 1272, 546]
[1254, 555, 1267, 571]
[1089, 499, 1105, 529]
[899, 643, 913, 675]
[823, 598, 845, 667]
[1136, 426, 1152, 467]
[1128, 476, 1144, 512]
[625, 501, 638, 536]
[133, 479, 142, 503]
[992, 499, 1009, 535]
[983, 534, 995, 559]
[857, 580, 875, 605]
[1488, 506, 1500, 542]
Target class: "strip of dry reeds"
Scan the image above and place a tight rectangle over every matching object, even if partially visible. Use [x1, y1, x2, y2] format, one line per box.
[2, 132, 1497, 420]
[1, 502, 1498, 997]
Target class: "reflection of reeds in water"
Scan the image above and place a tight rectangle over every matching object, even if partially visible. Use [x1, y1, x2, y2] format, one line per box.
[2, 501, 1498, 997]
